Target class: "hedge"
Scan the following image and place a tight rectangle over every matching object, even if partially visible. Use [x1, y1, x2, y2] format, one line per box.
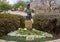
[33, 14, 60, 34]
[0, 13, 25, 36]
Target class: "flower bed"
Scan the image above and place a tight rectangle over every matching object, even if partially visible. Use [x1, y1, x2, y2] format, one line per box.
[18, 28, 42, 35]
[8, 28, 53, 39]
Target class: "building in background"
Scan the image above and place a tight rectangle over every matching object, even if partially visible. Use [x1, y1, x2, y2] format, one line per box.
[30, 0, 58, 13]
[31, 0, 56, 9]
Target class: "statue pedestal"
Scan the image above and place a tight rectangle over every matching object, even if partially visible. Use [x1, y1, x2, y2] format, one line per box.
[25, 20, 32, 29]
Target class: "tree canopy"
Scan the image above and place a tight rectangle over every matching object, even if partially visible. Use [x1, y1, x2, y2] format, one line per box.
[57, 5, 60, 9]
[13, 1, 27, 10]
[0, 0, 12, 11]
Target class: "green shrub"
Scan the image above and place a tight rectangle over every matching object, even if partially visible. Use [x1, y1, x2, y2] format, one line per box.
[33, 14, 60, 34]
[33, 14, 48, 31]
[18, 28, 42, 35]
[0, 13, 25, 36]
[57, 5, 60, 9]
[0, 36, 44, 42]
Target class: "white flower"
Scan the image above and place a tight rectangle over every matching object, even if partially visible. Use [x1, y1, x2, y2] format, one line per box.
[18, 28, 21, 30]
[39, 35, 46, 38]
[33, 28, 35, 31]
[45, 34, 53, 38]
[24, 28, 27, 30]
[42, 32, 53, 38]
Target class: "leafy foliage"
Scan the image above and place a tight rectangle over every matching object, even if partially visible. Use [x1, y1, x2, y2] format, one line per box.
[13, 1, 27, 10]
[0, 0, 12, 11]
[0, 13, 25, 36]
[33, 14, 60, 34]
[18, 28, 53, 38]
[57, 5, 60, 9]
[18, 28, 42, 35]
[0, 36, 44, 42]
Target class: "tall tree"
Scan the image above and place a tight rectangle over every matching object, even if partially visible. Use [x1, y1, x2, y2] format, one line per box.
[30, 0, 33, 2]
[13, 1, 27, 10]
[0, 0, 12, 11]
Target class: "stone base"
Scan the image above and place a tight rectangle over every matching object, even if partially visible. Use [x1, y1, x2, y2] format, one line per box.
[0, 40, 6, 42]
[25, 20, 32, 29]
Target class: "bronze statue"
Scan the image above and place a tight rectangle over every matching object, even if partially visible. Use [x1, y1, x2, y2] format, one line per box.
[26, 3, 32, 20]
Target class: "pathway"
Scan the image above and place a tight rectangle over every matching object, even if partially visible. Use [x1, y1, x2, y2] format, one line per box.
[0, 39, 60, 42]
[45, 39, 60, 42]
[0, 39, 16, 42]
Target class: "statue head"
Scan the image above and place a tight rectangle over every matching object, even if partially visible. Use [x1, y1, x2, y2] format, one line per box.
[27, 3, 30, 9]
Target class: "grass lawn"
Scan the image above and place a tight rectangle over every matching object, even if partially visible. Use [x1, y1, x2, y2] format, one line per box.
[0, 36, 44, 42]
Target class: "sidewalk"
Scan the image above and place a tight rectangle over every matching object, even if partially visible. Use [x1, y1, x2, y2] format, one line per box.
[0, 39, 16, 42]
[0, 39, 60, 42]
[45, 39, 60, 42]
